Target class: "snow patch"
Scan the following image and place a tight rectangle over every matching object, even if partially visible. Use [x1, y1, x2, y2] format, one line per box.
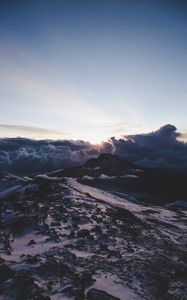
[87, 274, 140, 300]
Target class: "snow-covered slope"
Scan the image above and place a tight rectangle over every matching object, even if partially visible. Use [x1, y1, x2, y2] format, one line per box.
[0, 176, 186, 300]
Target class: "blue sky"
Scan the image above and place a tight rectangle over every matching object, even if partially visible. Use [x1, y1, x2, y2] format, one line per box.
[0, 0, 187, 142]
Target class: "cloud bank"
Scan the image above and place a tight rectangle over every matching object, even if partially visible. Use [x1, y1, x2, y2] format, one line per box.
[0, 124, 187, 174]
[0, 137, 99, 174]
[109, 124, 187, 170]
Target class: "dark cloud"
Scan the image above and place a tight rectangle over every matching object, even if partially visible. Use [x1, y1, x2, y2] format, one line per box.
[109, 124, 187, 170]
[0, 124, 187, 174]
[0, 137, 99, 174]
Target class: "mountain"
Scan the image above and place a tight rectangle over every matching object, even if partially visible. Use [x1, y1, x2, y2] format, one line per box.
[50, 153, 141, 178]
[0, 154, 187, 299]
[84, 153, 138, 173]
[50, 153, 187, 204]
[84, 153, 136, 168]
[0, 173, 186, 300]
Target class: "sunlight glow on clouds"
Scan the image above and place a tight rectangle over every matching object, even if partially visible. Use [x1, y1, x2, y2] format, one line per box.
[0, 124, 187, 174]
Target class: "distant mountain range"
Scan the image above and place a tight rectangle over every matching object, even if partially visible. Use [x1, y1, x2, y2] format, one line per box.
[50, 153, 187, 203]
[50, 153, 141, 177]
[1, 153, 187, 205]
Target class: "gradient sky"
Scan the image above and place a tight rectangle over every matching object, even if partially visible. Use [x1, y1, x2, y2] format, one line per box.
[0, 0, 187, 142]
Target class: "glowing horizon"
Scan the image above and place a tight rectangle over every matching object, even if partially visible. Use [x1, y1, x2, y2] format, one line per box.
[1, 122, 187, 146]
[0, 0, 187, 142]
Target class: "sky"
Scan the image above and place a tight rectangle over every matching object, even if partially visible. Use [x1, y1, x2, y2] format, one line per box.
[0, 0, 187, 143]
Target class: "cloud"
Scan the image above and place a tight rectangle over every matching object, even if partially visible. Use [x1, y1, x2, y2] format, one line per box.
[178, 131, 187, 143]
[0, 137, 99, 174]
[109, 124, 187, 170]
[0, 124, 187, 174]
[0, 124, 67, 135]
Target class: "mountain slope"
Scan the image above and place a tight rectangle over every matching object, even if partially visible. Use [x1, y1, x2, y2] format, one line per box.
[49, 153, 187, 205]
[0, 176, 186, 300]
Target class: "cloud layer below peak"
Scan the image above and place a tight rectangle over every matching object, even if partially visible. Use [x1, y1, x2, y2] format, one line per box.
[0, 124, 187, 174]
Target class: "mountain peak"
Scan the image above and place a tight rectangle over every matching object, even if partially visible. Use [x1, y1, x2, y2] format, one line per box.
[97, 153, 119, 161]
[83, 153, 137, 175]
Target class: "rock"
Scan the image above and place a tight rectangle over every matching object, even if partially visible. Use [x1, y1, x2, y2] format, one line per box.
[0, 264, 14, 283]
[80, 271, 93, 287]
[0, 256, 5, 263]
[51, 221, 61, 227]
[27, 239, 36, 246]
[26, 254, 40, 264]
[76, 238, 85, 247]
[100, 243, 108, 251]
[14, 272, 51, 300]
[107, 250, 122, 259]
[61, 285, 84, 299]
[69, 230, 75, 238]
[94, 225, 102, 234]
[87, 288, 120, 300]
[77, 229, 90, 238]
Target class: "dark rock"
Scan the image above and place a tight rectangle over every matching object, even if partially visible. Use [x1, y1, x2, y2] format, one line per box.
[26, 254, 40, 264]
[100, 243, 108, 251]
[94, 225, 102, 234]
[77, 229, 90, 238]
[61, 285, 84, 299]
[107, 250, 122, 259]
[51, 221, 61, 227]
[0, 256, 5, 263]
[69, 230, 75, 238]
[38, 257, 71, 277]
[27, 239, 36, 246]
[76, 238, 85, 247]
[80, 271, 94, 287]
[0, 264, 14, 283]
[12, 271, 51, 300]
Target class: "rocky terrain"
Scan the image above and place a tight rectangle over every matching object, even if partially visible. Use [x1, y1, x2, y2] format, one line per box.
[0, 154, 187, 300]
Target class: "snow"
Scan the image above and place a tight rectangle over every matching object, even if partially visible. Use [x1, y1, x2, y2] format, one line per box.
[120, 174, 138, 179]
[0, 185, 23, 199]
[99, 174, 116, 179]
[0, 176, 186, 300]
[34, 174, 62, 181]
[1, 231, 69, 262]
[70, 249, 94, 258]
[67, 178, 186, 232]
[67, 178, 145, 213]
[82, 175, 94, 180]
[87, 274, 140, 300]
